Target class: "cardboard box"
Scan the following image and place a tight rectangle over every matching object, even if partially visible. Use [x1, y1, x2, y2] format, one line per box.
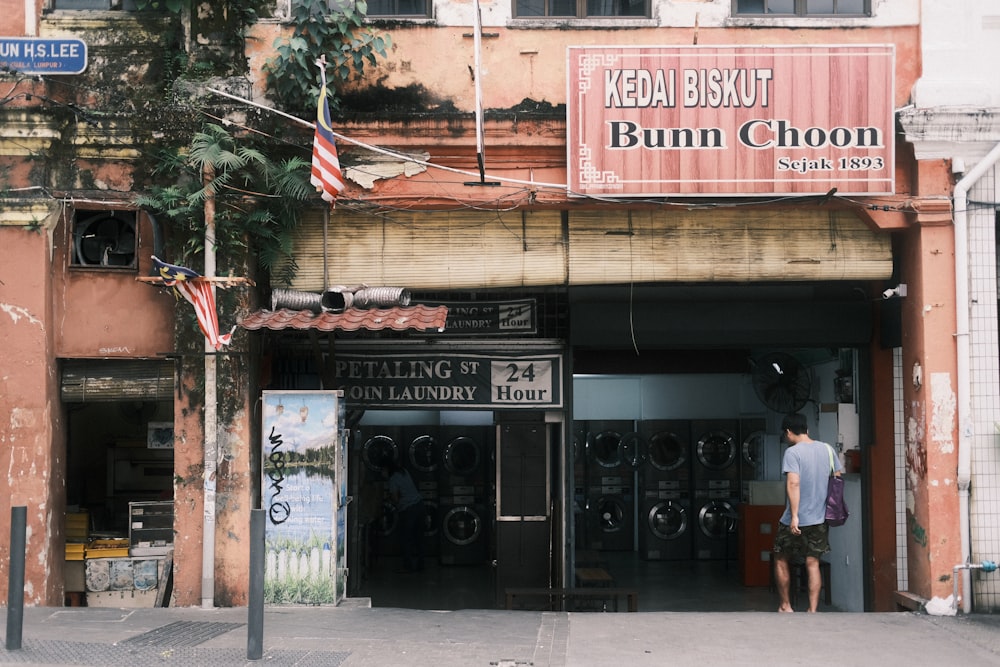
[64, 560, 85, 593]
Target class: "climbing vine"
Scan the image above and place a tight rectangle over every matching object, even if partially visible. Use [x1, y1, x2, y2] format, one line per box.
[263, 0, 392, 113]
[134, 123, 313, 283]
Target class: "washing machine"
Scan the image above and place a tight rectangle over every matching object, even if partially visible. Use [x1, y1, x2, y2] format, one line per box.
[585, 487, 635, 551]
[421, 498, 440, 559]
[738, 418, 766, 493]
[638, 489, 692, 560]
[693, 497, 739, 561]
[439, 502, 489, 565]
[691, 420, 739, 499]
[375, 499, 401, 557]
[572, 421, 589, 549]
[402, 427, 442, 513]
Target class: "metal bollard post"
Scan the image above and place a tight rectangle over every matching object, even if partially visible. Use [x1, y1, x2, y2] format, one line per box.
[247, 509, 265, 661]
[6, 506, 27, 651]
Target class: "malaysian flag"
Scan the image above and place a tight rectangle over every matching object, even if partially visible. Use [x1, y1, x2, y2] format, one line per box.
[152, 255, 234, 350]
[310, 85, 345, 204]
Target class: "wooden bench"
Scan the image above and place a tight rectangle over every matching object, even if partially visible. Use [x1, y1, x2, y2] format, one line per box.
[575, 567, 614, 587]
[505, 587, 638, 612]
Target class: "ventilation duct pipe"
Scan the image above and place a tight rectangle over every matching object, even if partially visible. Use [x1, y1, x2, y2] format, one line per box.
[349, 286, 411, 309]
[271, 288, 322, 313]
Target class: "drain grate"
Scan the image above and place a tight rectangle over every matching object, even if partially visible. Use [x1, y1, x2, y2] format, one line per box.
[117, 621, 244, 648]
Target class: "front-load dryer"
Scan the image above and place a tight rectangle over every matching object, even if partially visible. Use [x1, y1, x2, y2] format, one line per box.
[360, 427, 402, 474]
[694, 498, 738, 561]
[639, 420, 691, 487]
[440, 426, 488, 493]
[639, 491, 691, 560]
[739, 418, 766, 490]
[586, 421, 635, 483]
[691, 420, 739, 498]
[404, 428, 440, 482]
[439, 502, 489, 565]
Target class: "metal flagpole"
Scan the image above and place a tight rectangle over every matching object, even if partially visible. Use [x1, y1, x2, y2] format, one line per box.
[468, 0, 498, 187]
[473, 0, 485, 182]
[201, 162, 218, 609]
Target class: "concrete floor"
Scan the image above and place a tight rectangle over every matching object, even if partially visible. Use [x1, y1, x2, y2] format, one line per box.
[356, 551, 789, 613]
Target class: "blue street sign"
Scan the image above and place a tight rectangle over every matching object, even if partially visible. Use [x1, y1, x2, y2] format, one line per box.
[0, 38, 88, 75]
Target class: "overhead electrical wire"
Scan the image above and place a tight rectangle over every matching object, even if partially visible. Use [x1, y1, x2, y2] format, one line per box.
[0, 69, 900, 219]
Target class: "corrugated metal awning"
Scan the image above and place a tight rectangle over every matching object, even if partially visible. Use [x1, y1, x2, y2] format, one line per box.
[61, 359, 175, 402]
[239, 305, 449, 333]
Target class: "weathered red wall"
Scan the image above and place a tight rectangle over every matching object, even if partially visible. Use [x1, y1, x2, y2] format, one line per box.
[52, 210, 175, 359]
[0, 223, 65, 606]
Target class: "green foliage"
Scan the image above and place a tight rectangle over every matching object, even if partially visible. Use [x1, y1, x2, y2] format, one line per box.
[263, 0, 392, 113]
[134, 123, 312, 283]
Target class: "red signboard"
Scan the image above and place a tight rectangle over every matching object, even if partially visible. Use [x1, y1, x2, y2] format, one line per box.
[567, 45, 895, 197]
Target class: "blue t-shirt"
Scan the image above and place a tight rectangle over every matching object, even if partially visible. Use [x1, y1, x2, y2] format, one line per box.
[388, 469, 423, 511]
[779, 439, 843, 527]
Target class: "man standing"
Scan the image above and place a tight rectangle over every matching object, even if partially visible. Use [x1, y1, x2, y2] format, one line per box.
[773, 412, 842, 612]
[386, 459, 425, 573]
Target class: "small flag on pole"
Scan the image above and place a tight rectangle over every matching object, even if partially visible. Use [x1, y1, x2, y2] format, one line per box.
[311, 82, 345, 204]
[152, 255, 234, 350]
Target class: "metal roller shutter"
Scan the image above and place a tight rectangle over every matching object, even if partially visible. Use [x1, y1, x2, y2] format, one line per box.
[61, 359, 175, 402]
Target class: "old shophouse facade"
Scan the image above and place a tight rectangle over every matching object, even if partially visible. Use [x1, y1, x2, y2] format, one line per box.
[1, 0, 998, 613]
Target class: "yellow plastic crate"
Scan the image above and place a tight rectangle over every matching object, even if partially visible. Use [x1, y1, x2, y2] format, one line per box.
[86, 539, 130, 559]
[66, 512, 89, 541]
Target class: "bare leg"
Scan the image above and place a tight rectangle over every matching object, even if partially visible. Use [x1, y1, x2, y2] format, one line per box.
[805, 556, 821, 612]
[774, 554, 794, 612]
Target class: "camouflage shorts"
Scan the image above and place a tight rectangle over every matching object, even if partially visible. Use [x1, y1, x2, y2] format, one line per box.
[773, 522, 830, 560]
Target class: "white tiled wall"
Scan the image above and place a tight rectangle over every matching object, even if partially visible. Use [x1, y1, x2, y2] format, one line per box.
[894, 347, 908, 592]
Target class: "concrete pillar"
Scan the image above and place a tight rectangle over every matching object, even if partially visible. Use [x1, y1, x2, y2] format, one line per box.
[898, 218, 963, 604]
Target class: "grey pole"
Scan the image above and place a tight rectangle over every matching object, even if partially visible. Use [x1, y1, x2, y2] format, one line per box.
[247, 508, 265, 660]
[6, 505, 27, 650]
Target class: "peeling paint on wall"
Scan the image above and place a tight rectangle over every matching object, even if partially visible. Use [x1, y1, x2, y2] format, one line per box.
[1, 303, 44, 328]
[929, 372, 955, 454]
[906, 400, 927, 513]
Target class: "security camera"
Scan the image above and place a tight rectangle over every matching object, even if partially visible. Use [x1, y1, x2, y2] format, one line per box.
[882, 284, 908, 300]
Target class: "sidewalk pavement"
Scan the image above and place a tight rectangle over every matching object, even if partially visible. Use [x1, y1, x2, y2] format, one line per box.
[3, 601, 1000, 667]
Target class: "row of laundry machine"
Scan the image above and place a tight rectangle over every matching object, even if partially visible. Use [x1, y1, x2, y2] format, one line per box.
[574, 418, 767, 561]
[357, 425, 494, 566]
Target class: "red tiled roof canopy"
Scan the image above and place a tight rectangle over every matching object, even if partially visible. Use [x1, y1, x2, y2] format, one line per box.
[239, 305, 448, 333]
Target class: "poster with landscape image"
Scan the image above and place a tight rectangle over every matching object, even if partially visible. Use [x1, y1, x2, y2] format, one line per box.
[261, 390, 345, 604]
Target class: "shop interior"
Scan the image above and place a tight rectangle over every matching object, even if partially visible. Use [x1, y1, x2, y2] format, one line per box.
[351, 347, 865, 612]
[58, 347, 864, 612]
[63, 399, 175, 605]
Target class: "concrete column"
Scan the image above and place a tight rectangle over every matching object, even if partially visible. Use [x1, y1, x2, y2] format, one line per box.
[898, 219, 963, 605]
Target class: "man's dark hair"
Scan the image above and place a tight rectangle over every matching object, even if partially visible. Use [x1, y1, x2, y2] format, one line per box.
[781, 412, 809, 436]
